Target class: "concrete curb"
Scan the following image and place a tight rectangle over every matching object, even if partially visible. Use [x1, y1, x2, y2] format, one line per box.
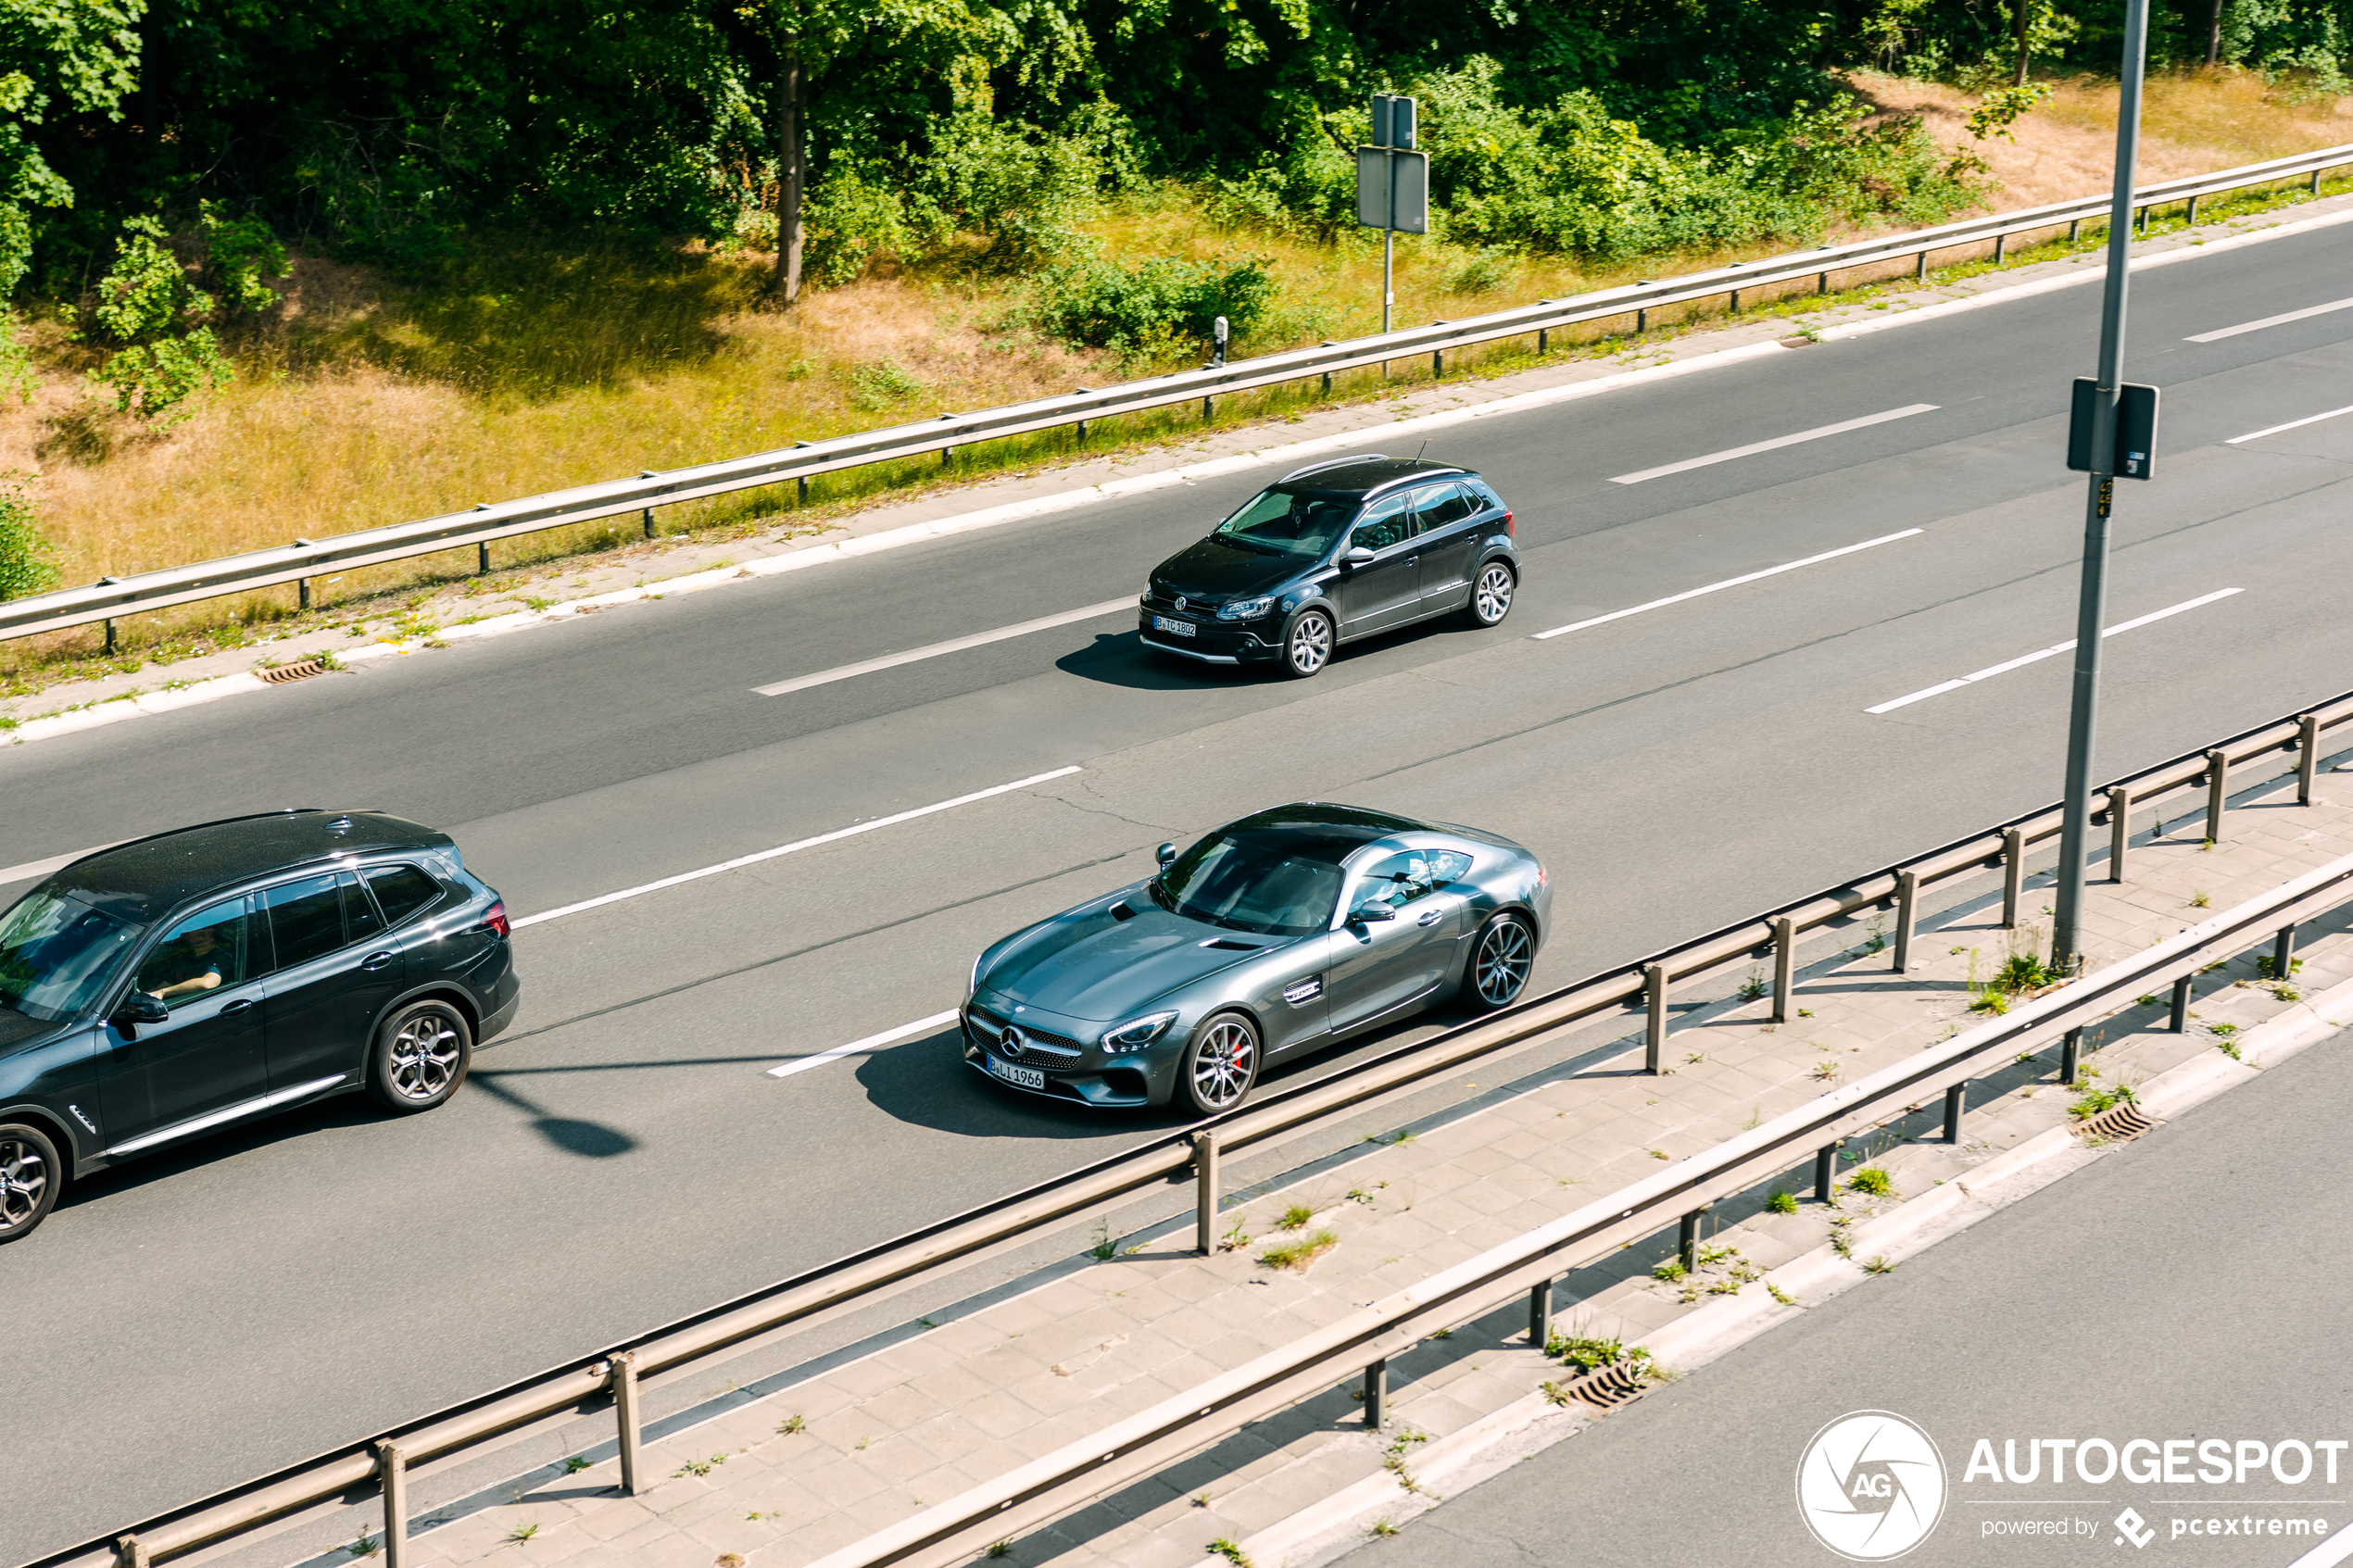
[1232, 978, 2349, 1568]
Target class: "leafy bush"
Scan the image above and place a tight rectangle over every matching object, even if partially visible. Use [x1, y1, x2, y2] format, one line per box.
[803, 158, 918, 287]
[847, 360, 925, 411]
[912, 113, 1104, 269]
[1033, 255, 1274, 361]
[200, 203, 288, 314]
[73, 215, 240, 421]
[0, 470, 58, 601]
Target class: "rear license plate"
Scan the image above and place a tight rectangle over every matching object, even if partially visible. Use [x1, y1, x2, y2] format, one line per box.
[988, 1056, 1046, 1090]
[1151, 615, 1196, 638]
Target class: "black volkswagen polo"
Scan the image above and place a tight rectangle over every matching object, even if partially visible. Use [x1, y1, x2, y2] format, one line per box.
[0, 809, 520, 1242]
[1138, 455, 1520, 678]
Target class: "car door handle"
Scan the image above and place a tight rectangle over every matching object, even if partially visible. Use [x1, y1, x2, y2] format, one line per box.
[220, 997, 255, 1016]
[1416, 909, 1444, 926]
[360, 951, 397, 972]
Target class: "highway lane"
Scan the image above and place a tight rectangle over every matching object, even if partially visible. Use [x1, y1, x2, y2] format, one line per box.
[1329, 984, 2353, 1568]
[3, 220, 2352, 1561]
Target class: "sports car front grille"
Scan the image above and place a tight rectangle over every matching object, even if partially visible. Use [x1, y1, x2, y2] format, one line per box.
[966, 1006, 1084, 1063]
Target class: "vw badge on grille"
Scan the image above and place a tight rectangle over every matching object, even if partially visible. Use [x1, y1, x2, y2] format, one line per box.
[1175, 595, 1188, 613]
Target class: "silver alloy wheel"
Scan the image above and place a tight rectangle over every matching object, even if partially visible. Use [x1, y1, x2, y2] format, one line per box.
[1471, 562, 1515, 625]
[386, 1012, 463, 1102]
[1285, 612, 1332, 677]
[1474, 916, 1534, 1007]
[0, 1134, 49, 1234]
[1188, 1016, 1259, 1110]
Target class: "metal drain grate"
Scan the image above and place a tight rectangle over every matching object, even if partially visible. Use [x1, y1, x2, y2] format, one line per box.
[2074, 1101, 2159, 1143]
[257, 659, 329, 684]
[1546, 1361, 1651, 1411]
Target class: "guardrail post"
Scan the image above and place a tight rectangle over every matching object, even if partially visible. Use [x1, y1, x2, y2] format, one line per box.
[2314, 168, 2325, 194]
[1537, 326, 1548, 354]
[797, 476, 810, 507]
[1644, 963, 1668, 1073]
[2298, 713, 2322, 805]
[114, 1536, 148, 1568]
[2060, 1028, 2082, 1087]
[1817, 270, 1830, 295]
[2205, 749, 2230, 842]
[1993, 232, 2007, 265]
[1636, 307, 1647, 333]
[1814, 1143, 1839, 1203]
[2185, 194, 2199, 226]
[1770, 916, 1796, 1022]
[1893, 871, 1919, 972]
[1915, 250, 1928, 282]
[477, 540, 491, 576]
[2108, 786, 2132, 882]
[376, 1441, 409, 1567]
[1362, 1359, 1387, 1429]
[611, 1352, 644, 1496]
[1944, 1082, 1968, 1143]
[2069, 218, 2082, 242]
[2002, 828, 2025, 929]
[2274, 925, 2297, 980]
[1194, 1130, 1221, 1257]
[1678, 1205, 1710, 1272]
[1729, 288, 1741, 313]
[1432, 346, 1445, 378]
[1528, 1280, 1554, 1346]
[643, 506, 657, 539]
[104, 619, 116, 656]
[2171, 975, 2193, 1032]
[1201, 395, 1213, 422]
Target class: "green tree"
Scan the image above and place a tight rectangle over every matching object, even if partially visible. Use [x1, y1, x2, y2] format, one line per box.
[75, 213, 231, 420]
[0, 0, 145, 297]
[0, 468, 57, 600]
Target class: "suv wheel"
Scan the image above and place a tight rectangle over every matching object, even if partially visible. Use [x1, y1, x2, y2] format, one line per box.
[371, 1000, 473, 1113]
[1281, 610, 1333, 679]
[0, 1123, 60, 1243]
[1462, 560, 1516, 628]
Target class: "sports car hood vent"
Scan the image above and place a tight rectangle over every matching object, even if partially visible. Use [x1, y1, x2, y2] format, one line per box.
[983, 903, 1273, 1021]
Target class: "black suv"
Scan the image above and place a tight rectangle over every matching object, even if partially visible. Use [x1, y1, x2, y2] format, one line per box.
[0, 809, 520, 1242]
[1139, 455, 1519, 678]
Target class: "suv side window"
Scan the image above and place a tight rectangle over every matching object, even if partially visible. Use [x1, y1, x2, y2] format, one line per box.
[136, 897, 254, 1008]
[1410, 483, 1476, 531]
[1349, 493, 1415, 554]
[263, 875, 345, 970]
[364, 864, 443, 927]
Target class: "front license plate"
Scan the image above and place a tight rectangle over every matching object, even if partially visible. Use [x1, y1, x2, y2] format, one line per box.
[1152, 615, 1196, 638]
[988, 1056, 1046, 1090]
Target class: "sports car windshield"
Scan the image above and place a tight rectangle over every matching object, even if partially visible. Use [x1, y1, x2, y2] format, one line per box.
[1151, 833, 1343, 936]
[1211, 486, 1355, 560]
[0, 890, 138, 1023]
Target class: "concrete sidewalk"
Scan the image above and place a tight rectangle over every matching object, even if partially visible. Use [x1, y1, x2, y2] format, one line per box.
[331, 760, 2353, 1568]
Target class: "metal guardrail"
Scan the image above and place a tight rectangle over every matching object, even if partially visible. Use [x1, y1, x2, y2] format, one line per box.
[4, 140, 2348, 648]
[50, 683, 2353, 1568]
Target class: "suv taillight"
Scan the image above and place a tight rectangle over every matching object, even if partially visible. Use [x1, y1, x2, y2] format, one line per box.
[485, 902, 510, 938]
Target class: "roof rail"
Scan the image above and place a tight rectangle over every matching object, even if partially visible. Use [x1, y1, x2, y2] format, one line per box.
[1279, 453, 1387, 483]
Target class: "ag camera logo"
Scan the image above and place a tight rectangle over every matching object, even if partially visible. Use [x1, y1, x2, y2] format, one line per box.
[1797, 1411, 1948, 1561]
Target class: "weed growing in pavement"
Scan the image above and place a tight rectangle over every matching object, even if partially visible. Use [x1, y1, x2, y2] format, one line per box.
[1257, 1228, 1339, 1272]
[346, 1537, 380, 1559]
[1811, 1058, 1842, 1082]
[1652, 1259, 1686, 1283]
[1382, 1427, 1433, 1494]
[2272, 984, 2304, 1002]
[1545, 1331, 1655, 1377]
[1373, 1519, 1401, 1537]
[2209, 1022, 2238, 1038]
[1685, 1051, 1706, 1066]
[1277, 1202, 1315, 1231]
[1847, 1167, 1894, 1198]
[1863, 919, 1888, 956]
[1830, 1223, 1854, 1260]
[1221, 1216, 1251, 1251]
[673, 1454, 727, 1477]
[1695, 1243, 1735, 1267]
[2201, 839, 2216, 853]
[1798, 1008, 1814, 1018]
[1345, 1187, 1375, 1205]
[1206, 1536, 1257, 1565]
[2216, 1037, 2243, 1060]
[2069, 1082, 2136, 1121]
[1970, 988, 2010, 1016]
[2137, 994, 2160, 1007]
[1648, 1148, 1670, 1160]
[1088, 1217, 1117, 1261]
[561, 1455, 592, 1473]
[507, 1523, 541, 1542]
[1430, 1327, 1453, 1340]
[1743, 1106, 1763, 1130]
[717, 1556, 745, 1568]
[1863, 1255, 1895, 1274]
[1768, 1190, 1799, 1214]
[1738, 968, 1768, 1003]
[1193, 1490, 1214, 1508]
[1768, 1282, 1799, 1306]
[2190, 889, 2211, 908]
[777, 1413, 806, 1435]
[988, 1542, 1013, 1560]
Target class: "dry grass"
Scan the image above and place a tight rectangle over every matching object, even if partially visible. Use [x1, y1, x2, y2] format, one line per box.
[2, 66, 2345, 674]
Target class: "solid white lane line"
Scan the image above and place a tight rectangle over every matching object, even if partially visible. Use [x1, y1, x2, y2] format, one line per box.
[510, 765, 1084, 929]
[1865, 589, 2243, 714]
[754, 598, 1138, 696]
[1605, 405, 1939, 485]
[0, 842, 127, 885]
[2186, 295, 2353, 343]
[768, 1010, 960, 1079]
[2226, 402, 2353, 445]
[1530, 530, 1924, 641]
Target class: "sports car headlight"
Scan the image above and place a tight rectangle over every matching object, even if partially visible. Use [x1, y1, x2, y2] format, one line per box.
[969, 951, 987, 997]
[1218, 596, 1276, 621]
[1100, 1010, 1178, 1053]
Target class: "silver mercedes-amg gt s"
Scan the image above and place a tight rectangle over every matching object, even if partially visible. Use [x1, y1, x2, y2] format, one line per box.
[963, 803, 1552, 1115]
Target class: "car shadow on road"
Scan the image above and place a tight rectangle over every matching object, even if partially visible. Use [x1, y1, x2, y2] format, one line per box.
[851, 1023, 1176, 1141]
[1053, 631, 1241, 692]
[52, 1093, 389, 1219]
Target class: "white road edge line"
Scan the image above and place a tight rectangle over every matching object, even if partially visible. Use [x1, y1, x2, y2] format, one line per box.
[755, 598, 1138, 696]
[1530, 530, 1925, 641]
[510, 765, 1083, 929]
[1605, 404, 1938, 484]
[2226, 402, 2353, 445]
[2185, 294, 2353, 342]
[1865, 589, 2244, 714]
[768, 1010, 961, 1080]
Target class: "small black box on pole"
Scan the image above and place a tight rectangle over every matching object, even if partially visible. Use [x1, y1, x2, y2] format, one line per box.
[2067, 378, 2159, 479]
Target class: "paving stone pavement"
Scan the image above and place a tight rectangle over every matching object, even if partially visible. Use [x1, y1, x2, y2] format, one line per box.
[369, 761, 2353, 1568]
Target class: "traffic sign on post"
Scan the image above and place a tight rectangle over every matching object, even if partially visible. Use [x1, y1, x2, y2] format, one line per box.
[1356, 94, 1428, 340]
[2067, 378, 2159, 479]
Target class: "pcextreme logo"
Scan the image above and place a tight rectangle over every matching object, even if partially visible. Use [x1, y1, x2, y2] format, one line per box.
[1797, 1411, 1950, 1561]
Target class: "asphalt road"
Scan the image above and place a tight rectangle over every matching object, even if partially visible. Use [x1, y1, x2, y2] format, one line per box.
[1331, 985, 2353, 1568]
[4, 218, 2353, 1562]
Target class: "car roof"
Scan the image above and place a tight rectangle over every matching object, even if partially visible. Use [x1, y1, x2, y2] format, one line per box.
[1216, 802, 1432, 861]
[36, 809, 450, 924]
[1277, 457, 1472, 497]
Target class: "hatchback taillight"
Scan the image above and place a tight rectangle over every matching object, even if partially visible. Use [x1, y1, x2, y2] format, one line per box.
[1503, 509, 1515, 535]
[485, 901, 510, 938]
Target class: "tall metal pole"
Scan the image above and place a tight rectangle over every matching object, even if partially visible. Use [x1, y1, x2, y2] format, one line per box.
[2051, 0, 2150, 970]
[1381, 225, 1394, 377]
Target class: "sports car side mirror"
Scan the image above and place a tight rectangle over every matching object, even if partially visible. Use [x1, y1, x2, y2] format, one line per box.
[1349, 903, 1396, 924]
[1342, 546, 1377, 567]
[1156, 843, 1177, 869]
